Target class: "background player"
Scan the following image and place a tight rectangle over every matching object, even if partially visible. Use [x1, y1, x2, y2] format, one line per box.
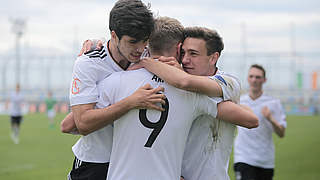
[233, 64, 287, 180]
[45, 91, 57, 129]
[9, 83, 24, 144]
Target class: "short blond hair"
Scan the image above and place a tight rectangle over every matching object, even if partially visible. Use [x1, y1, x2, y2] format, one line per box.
[148, 17, 184, 55]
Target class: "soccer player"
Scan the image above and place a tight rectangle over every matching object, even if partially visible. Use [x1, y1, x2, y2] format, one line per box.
[60, 1, 164, 180]
[9, 83, 24, 144]
[93, 17, 258, 180]
[45, 91, 57, 128]
[233, 64, 287, 180]
[131, 26, 258, 180]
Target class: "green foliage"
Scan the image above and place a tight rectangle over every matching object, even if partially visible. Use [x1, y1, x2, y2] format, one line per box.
[0, 114, 319, 179]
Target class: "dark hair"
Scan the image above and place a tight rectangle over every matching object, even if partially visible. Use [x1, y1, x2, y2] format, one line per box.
[149, 17, 184, 55]
[250, 64, 266, 78]
[109, 0, 154, 41]
[183, 27, 224, 56]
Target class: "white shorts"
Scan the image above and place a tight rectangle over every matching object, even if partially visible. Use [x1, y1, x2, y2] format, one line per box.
[47, 109, 56, 119]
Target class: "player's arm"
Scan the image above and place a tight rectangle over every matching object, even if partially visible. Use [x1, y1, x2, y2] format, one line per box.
[72, 84, 166, 136]
[60, 112, 79, 134]
[261, 106, 285, 137]
[217, 101, 259, 128]
[137, 57, 223, 97]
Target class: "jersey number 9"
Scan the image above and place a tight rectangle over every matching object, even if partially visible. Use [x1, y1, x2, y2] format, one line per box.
[139, 98, 169, 148]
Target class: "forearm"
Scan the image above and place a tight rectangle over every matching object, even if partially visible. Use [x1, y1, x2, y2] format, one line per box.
[60, 112, 79, 134]
[142, 58, 222, 97]
[217, 101, 259, 128]
[76, 97, 135, 135]
[268, 115, 285, 137]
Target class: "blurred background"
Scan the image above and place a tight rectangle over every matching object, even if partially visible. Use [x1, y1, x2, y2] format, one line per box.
[0, 0, 319, 179]
[0, 0, 319, 115]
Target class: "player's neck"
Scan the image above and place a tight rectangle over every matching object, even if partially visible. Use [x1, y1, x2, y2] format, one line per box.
[108, 40, 130, 70]
[206, 67, 218, 76]
[249, 89, 263, 100]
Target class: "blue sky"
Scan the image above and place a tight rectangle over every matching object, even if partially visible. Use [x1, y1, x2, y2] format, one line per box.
[1, 0, 319, 55]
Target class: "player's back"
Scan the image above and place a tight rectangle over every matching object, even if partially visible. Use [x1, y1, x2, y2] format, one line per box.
[98, 69, 219, 180]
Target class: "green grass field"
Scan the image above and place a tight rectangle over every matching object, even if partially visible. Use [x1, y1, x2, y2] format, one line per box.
[0, 114, 319, 179]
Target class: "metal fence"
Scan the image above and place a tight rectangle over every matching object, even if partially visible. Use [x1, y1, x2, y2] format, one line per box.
[0, 52, 319, 115]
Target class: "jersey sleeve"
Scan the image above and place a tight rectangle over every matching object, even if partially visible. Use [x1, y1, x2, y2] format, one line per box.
[273, 99, 287, 128]
[69, 57, 99, 106]
[96, 81, 112, 109]
[209, 74, 241, 103]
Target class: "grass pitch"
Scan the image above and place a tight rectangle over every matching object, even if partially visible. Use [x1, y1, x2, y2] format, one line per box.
[0, 114, 319, 179]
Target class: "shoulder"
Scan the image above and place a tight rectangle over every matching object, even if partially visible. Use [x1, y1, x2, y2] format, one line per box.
[214, 71, 241, 88]
[84, 46, 107, 59]
[261, 94, 280, 104]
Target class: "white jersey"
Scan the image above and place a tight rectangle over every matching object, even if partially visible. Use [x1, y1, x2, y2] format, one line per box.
[71, 41, 123, 163]
[69, 41, 123, 106]
[182, 70, 241, 180]
[10, 91, 24, 116]
[98, 69, 221, 180]
[234, 93, 287, 168]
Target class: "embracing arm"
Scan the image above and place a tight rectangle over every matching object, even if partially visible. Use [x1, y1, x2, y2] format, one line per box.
[216, 101, 259, 128]
[139, 57, 223, 97]
[60, 112, 79, 134]
[65, 84, 165, 136]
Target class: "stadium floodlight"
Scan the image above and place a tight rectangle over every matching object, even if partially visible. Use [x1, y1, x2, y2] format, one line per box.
[9, 18, 27, 86]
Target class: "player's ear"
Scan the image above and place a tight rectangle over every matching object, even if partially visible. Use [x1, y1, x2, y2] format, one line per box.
[209, 52, 219, 66]
[177, 42, 182, 56]
[177, 42, 182, 64]
[111, 31, 118, 41]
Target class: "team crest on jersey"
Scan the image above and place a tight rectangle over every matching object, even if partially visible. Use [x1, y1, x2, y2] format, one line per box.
[72, 78, 81, 94]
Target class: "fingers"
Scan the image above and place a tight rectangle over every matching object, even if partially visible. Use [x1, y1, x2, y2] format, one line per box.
[78, 39, 89, 56]
[152, 86, 164, 94]
[141, 83, 152, 90]
[78, 46, 85, 57]
[78, 39, 104, 57]
[96, 40, 104, 50]
[158, 56, 177, 63]
[85, 40, 93, 53]
[147, 104, 165, 111]
[147, 98, 166, 106]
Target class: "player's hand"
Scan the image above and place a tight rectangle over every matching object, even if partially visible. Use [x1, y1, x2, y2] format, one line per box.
[78, 39, 104, 56]
[130, 84, 166, 111]
[158, 56, 183, 70]
[261, 106, 271, 120]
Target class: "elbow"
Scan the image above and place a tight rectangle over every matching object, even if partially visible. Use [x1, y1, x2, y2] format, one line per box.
[246, 115, 259, 129]
[60, 120, 71, 133]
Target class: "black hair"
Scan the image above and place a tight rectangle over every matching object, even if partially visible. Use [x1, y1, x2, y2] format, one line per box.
[109, 0, 154, 41]
[183, 27, 224, 56]
[250, 64, 266, 78]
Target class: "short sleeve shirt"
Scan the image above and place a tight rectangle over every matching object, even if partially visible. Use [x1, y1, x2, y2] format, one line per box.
[234, 93, 287, 168]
